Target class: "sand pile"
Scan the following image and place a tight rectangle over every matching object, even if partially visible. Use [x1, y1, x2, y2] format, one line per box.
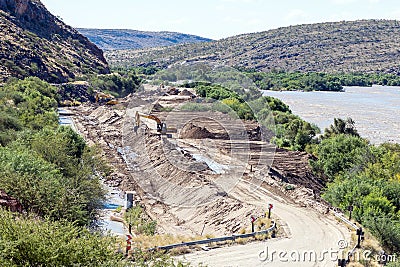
[179, 89, 195, 98]
[167, 87, 180, 95]
[180, 123, 216, 139]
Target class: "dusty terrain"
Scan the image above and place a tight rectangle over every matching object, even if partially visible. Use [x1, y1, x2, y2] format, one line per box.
[178, 180, 351, 266]
[66, 86, 351, 266]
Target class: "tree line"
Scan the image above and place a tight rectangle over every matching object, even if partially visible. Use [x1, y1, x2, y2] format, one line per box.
[240, 68, 400, 91]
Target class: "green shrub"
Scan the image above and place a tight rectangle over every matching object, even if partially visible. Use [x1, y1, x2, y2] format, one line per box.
[0, 209, 127, 266]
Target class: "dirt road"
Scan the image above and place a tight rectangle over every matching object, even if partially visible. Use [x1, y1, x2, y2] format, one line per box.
[178, 180, 351, 267]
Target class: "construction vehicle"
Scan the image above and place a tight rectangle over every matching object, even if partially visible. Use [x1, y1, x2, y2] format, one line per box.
[135, 111, 167, 134]
[60, 99, 81, 107]
[134, 111, 178, 137]
[95, 92, 119, 105]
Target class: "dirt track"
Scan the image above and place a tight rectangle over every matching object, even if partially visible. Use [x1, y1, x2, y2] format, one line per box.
[178, 180, 351, 266]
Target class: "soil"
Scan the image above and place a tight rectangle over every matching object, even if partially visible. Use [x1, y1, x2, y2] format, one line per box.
[66, 87, 331, 237]
[179, 123, 220, 139]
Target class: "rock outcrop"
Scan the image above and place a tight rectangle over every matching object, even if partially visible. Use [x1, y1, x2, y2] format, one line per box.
[0, 0, 109, 83]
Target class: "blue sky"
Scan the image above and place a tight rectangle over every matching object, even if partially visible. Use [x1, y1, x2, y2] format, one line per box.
[41, 0, 400, 39]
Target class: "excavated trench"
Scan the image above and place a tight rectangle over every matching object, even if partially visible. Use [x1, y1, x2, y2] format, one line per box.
[68, 91, 328, 237]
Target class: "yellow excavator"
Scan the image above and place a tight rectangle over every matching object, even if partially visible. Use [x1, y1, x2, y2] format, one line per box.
[134, 111, 178, 136]
[95, 92, 119, 105]
[135, 111, 167, 134]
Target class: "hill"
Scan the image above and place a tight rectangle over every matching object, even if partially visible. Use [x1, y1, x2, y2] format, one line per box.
[78, 28, 212, 50]
[106, 20, 400, 74]
[0, 0, 109, 83]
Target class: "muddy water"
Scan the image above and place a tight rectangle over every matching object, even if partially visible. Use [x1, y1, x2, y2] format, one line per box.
[262, 85, 400, 144]
[98, 185, 127, 236]
[58, 108, 127, 236]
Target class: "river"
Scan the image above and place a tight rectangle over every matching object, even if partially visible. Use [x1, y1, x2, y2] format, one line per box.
[262, 85, 400, 144]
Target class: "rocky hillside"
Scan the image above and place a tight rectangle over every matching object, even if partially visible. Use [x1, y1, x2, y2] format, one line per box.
[0, 0, 109, 83]
[78, 28, 212, 50]
[106, 20, 400, 74]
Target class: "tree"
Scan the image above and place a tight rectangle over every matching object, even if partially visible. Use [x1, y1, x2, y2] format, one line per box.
[0, 131, 107, 225]
[311, 134, 369, 180]
[323, 117, 359, 139]
[322, 142, 400, 253]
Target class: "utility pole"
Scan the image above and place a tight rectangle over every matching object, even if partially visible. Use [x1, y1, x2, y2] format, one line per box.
[356, 227, 365, 248]
[338, 258, 347, 266]
[347, 205, 353, 220]
[251, 216, 256, 233]
[268, 203, 273, 219]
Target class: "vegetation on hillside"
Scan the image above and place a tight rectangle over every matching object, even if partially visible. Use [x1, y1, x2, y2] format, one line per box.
[78, 70, 143, 98]
[0, 77, 107, 224]
[0, 0, 109, 83]
[106, 20, 400, 76]
[79, 28, 212, 50]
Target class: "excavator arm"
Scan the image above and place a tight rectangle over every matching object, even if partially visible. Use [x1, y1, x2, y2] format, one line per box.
[135, 111, 165, 133]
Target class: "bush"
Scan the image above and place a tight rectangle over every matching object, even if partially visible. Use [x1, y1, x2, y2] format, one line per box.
[311, 134, 369, 180]
[0, 209, 124, 267]
[322, 143, 400, 253]
[0, 125, 110, 226]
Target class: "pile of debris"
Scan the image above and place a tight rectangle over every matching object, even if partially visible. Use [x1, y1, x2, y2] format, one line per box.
[180, 123, 216, 139]
[270, 148, 326, 191]
[179, 89, 195, 98]
[180, 123, 229, 139]
[165, 87, 195, 98]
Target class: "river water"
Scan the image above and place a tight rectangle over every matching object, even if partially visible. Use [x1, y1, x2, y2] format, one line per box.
[58, 108, 127, 236]
[262, 85, 400, 144]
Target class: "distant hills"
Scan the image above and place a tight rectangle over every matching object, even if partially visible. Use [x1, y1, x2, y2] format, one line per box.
[0, 0, 109, 83]
[106, 20, 400, 75]
[78, 28, 212, 50]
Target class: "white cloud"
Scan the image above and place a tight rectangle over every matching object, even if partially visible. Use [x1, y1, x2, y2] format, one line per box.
[369, 0, 381, 3]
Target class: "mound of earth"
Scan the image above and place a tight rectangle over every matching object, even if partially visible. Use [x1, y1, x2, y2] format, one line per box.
[179, 89, 195, 98]
[180, 123, 215, 139]
[167, 87, 180, 95]
[152, 103, 164, 112]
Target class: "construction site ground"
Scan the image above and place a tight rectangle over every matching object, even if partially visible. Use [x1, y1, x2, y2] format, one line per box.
[66, 86, 352, 266]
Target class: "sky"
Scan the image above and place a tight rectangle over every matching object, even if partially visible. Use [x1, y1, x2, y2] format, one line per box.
[41, 0, 400, 40]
